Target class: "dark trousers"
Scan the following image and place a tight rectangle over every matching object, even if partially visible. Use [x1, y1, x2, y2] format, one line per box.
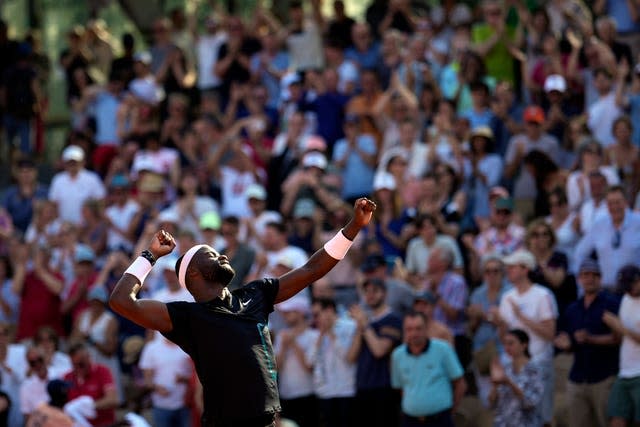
[354, 388, 400, 427]
[318, 397, 354, 427]
[281, 395, 318, 427]
[401, 410, 454, 427]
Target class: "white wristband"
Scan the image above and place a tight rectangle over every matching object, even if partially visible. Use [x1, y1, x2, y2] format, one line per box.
[124, 257, 153, 285]
[323, 229, 354, 260]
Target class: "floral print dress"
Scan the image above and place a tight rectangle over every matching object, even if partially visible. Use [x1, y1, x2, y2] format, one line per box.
[493, 360, 545, 427]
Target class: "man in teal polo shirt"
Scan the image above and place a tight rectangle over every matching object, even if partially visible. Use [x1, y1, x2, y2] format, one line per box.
[391, 312, 466, 427]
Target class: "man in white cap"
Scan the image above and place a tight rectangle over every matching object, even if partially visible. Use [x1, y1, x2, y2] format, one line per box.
[494, 249, 558, 426]
[48, 145, 106, 224]
[109, 198, 376, 427]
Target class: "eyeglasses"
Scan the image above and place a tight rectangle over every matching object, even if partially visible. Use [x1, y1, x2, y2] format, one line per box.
[612, 230, 621, 249]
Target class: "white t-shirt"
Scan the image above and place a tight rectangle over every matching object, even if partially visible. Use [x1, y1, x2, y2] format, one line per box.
[287, 21, 324, 71]
[266, 246, 308, 272]
[106, 199, 140, 251]
[499, 284, 558, 361]
[587, 92, 622, 147]
[48, 170, 107, 224]
[152, 287, 194, 304]
[138, 338, 192, 410]
[196, 32, 228, 90]
[220, 166, 256, 218]
[131, 148, 179, 177]
[274, 328, 320, 399]
[240, 210, 282, 250]
[619, 294, 640, 378]
[19, 375, 49, 415]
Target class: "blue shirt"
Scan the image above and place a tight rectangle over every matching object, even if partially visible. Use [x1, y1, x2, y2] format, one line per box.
[93, 92, 121, 145]
[356, 311, 402, 391]
[469, 282, 512, 351]
[391, 339, 464, 416]
[345, 43, 381, 70]
[332, 134, 377, 199]
[562, 291, 621, 383]
[606, 0, 640, 33]
[1, 184, 49, 233]
[303, 92, 351, 147]
[250, 51, 290, 109]
[462, 108, 495, 131]
[629, 94, 640, 147]
[574, 211, 640, 288]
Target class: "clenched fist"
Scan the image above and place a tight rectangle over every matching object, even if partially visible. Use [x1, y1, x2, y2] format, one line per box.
[149, 230, 177, 259]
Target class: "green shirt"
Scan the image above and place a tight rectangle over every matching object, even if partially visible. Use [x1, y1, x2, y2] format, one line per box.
[472, 23, 517, 84]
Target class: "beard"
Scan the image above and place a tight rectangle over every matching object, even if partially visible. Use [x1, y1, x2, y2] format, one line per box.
[215, 262, 236, 287]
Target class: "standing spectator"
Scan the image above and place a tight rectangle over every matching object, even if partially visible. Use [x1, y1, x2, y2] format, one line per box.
[2, 157, 48, 234]
[411, 290, 454, 345]
[64, 342, 118, 427]
[587, 68, 622, 147]
[467, 255, 511, 406]
[250, 29, 289, 110]
[240, 183, 282, 251]
[471, 0, 518, 85]
[391, 311, 466, 427]
[283, 0, 325, 72]
[104, 174, 138, 253]
[195, 14, 226, 95]
[525, 219, 577, 320]
[345, 23, 381, 71]
[61, 245, 99, 333]
[545, 188, 580, 265]
[220, 216, 255, 291]
[504, 106, 560, 220]
[554, 259, 620, 427]
[614, 59, 640, 147]
[566, 140, 619, 212]
[347, 278, 403, 427]
[332, 113, 377, 202]
[424, 246, 469, 363]
[488, 329, 545, 427]
[405, 214, 463, 289]
[603, 265, 640, 427]
[59, 27, 89, 105]
[32, 326, 72, 380]
[3, 42, 40, 154]
[574, 186, 640, 289]
[274, 297, 318, 427]
[139, 335, 193, 427]
[0, 255, 20, 329]
[0, 320, 27, 427]
[70, 286, 122, 405]
[326, 0, 355, 47]
[48, 145, 106, 225]
[578, 171, 609, 235]
[110, 33, 135, 86]
[15, 246, 65, 341]
[473, 196, 525, 257]
[497, 249, 558, 426]
[360, 253, 417, 318]
[605, 116, 639, 202]
[310, 298, 357, 427]
[19, 346, 50, 418]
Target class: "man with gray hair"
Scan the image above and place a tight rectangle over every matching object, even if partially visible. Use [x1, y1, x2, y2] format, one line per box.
[425, 245, 470, 366]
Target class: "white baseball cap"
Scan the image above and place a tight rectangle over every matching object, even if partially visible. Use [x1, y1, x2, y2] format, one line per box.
[503, 249, 537, 270]
[62, 145, 85, 162]
[544, 74, 567, 93]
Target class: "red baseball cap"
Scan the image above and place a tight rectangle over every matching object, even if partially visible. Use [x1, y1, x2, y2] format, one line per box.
[523, 105, 545, 124]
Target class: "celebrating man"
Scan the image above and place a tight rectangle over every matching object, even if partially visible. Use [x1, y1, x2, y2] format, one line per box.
[109, 198, 376, 427]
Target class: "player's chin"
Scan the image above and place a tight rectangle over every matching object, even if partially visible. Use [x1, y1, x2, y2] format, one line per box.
[219, 264, 236, 287]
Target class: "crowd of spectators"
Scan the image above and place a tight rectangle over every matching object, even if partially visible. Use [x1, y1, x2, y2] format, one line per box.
[1, 0, 640, 426]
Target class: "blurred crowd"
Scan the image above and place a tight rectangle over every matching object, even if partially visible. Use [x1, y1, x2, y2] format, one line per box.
[1, 0, 640, 426]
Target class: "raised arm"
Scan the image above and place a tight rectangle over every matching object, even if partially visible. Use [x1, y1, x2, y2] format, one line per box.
[109, 230, 176, 332]
[275, 198, 376, 303]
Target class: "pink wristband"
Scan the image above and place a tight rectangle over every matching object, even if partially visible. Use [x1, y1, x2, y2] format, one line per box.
[323, 229, 353, 260]
[124, 257, 153, 284]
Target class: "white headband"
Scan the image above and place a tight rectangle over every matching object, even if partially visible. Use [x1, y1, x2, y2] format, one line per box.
[178, 244, 207, 288]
